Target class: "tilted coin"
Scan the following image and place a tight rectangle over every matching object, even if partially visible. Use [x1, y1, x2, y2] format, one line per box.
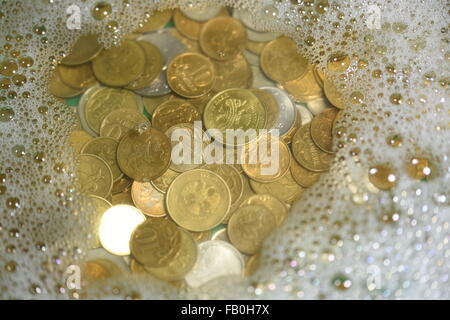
[245, 253, 261, 277]
[88, 195, 112, 249]
[228, 205, 277, 254]
[281, 64, 323, 103]
[173, 9, 205, 40]
[324, 79, 345, 109]
[200, 16, 248, 61]
[166, 169, 231, 232]
[134, 9, 173, 33]
[246, 40, 268, 55]
[145, 229, 198, 282]
[142, 93, 175, 115]
[210, 227, 230, 242]
[125, 41, 164, 90]
[261, 37, 308, 82]
[251, 65, 275, 88]
[306, 96, 334, 116]
[170, 28, 202, 53]
[129, 258, 147, 275]
[232, 9, 281, 42]
[131, 181, 166, 217]
[81, 136, 123, 182]
[49, 69, 84, 98]
[290, 158, 321, 188]
[130, 218, 182, 268]
[242, 49, 260, 66]
[190, 230, 212, 243]
[58, 63, 96, 90]
[296, 103, 314, 125]
[313, 67, 325, 88]
[280, 108, 301, 145]
[68, 130, 93, 154]
[167, 52, 216, 98]
[249, 169, 304, 204]
[165, 123, 203, 172]
[211, 54, 252, 92]
[240, 194, 288, 227]
[186, 91, 214, 114]
[310, 108, 339, 154]
[111, 175, 133, 194]
[292, 124, 333, 172]
[117, 127, 171, 182]
[203, 88, 266, 145]
[61, 34, 103, 66]
[100, 108, 150, 141]
[181, 5, 223, 22]
[92, 40, 146, 87]
[83, 258, 123, 282]
[151, 168, 179, 193]
[112, 191, 134, 206]
[185, 240, 244, 288]
[78, 154, 113, 198]
[152, 99, 201, 132]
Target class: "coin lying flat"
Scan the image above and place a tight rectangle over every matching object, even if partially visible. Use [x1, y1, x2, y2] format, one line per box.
[250, 89, 279, 130]
[152, 99, 201, 132]
[117, 127, 171, 182]
[78, 154, 113, 198]
[202, 164, 244, 208]
[228, 205, 277, 254]
[260, 86, 296, 137]
[92, 40, 146, 87]
[151, 168, 179, 193]
[167, 52, 216, 98]
[174, 9, 204, 40]
[200, 16, 248, 61]
[99, 108, 150, 141]
[261, 37, 308, 82]
[240, 194, 288, 227]
[134, 9, 173, 33]
[211, 54, 252, 92]
[142, 93, 175, 115]
[111, 175, 133, 194]
[125, 41, 163, 90]
[290, 158, 321, 188]
[61, 34, 103, 66]
[49, 70, 84, 98]
[58, 63, 96, 90]
[246, 40, 267, 55]
[68, 130, 93, 154]
[130, 218, 182, 268]
[166, 169, 231, 232]
[310, 108, 339, 153]
[131, 181, 166, 217]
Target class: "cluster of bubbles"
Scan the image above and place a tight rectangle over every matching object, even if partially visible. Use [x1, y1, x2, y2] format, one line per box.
[0, 0, 448, 299]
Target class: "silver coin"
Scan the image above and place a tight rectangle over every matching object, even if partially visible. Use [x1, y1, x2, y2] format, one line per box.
[306, 96, 333, 115]
[181, 5, 222, 22]
[296, 103, 314, 125]
[260, 86, 296, 137]
[185, 240, 244, 288]
[251, 65, 275, 88]
[135, 29, 187, 97]
[211, 228, 230, 242]
[233, 9, 281, 42]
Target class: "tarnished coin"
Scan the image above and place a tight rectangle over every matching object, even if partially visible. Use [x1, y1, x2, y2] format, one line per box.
[290, 158, 321, 188]
[111, 175, 133, 194]
[166, 169, 231, 232]
[117, 127, 171, 182]
[324, 79, 345, 109]
[78, 154, 113, 198]
[152, 99, 201, 132]
[185, 240, 244, 288]
[200, 16, 248, 61]
[310, 108, 339, 153]
[249, 170, 304, 204]
[145, 229, 198, 282]
[260, 86, 296, 137]
[49, 70, 84, 98]
[202, 164, 244, 208]
[151, 168, 179, 193]
[281, 64, 323, 103]
[181, 5, 223, 22]
[92, 40, 146, 87]
[58, 63, 96, 90]
[250, 89, 279, 130]
[228, 205, 276, 254]
[135, 9, 173, 33]
[167, 52, 216, 98]
[292, 124, 333, 172]
[68, 130, 93, 154]
[142, 93, 175, 115]
[261, 37, 308, 82]
[125, 41, 163, 90]
[81, 137, 122, 182]
[61, 34, 103, 66]
[130, 218, 182, 268]
[100, 108, 150, 141]
[131, 181, 166, 217]
[211, 54, 252, 92]
[240, 194, 288, 227]
[165, 123, 203, 172]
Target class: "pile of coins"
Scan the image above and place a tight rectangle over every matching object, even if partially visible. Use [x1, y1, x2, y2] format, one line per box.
[50, 7, 343, 289]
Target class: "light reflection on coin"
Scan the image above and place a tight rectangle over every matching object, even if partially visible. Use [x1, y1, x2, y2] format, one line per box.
[260, 86, 296, 137]
[131, 181, 166, 217]
[181, 5, 223, 22]
[100, 108, 150, 141]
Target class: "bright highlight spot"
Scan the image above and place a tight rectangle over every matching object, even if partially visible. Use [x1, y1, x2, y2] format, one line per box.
[99, 205, 145, 256]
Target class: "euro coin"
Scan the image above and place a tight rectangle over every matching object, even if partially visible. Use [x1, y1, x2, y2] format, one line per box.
[78, 154, 113, 198]
[131, 181, 166, 217]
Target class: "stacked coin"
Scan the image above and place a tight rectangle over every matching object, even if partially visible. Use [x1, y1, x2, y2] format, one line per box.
[55, 7, 343, 288]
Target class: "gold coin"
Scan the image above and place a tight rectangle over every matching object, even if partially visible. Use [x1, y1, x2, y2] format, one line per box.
[88, 195, 112, 248]
[173, 9, 204, 40]
[58, 63, 96, 90]
[245, 253, 261, 277]
[260, 36, 308, 82]
[310, 108, 339, 153]
[249, 170, 304, 204]
[186, 91, 214, 114]
[202, 164, 244, 208]
[49, 70, 83, 98]
[92, 40, 146, 87]
[143, 93, 175, 116]
[81, 137, 122, 182]
[166, 169, 231, 232]
[290, 159, 321, 188]
[241, 135, 291, 183]
[200, 16, 248, 61]
[125, 41, 163, 90]
[130, 257, 147, 275]
[61, 34, 103, 66]
[131, 181, 166, 217]
[280, 108, 301, 145]
[144, 229, 197, 282]
[117, 127, 171, 182]
[249, 89, 279, 130]
[228, 205, 276, 254]
[78, 154, 113, 198]
[190, 230, 212, 243]
[292, 124, 333, 172]
[165, 123, 203, 172]
[99, 108, 150, 141]
[152, 99, 201, 132]
[111, 191, 134, 206]
[324, 79, 344, 109]
[281, 64, 323, 102]
[167, 52, 216, 98]
[68, 130, 93, 154]
[84, 86, 142, 134]
[130, 218, 182, 268]
[211, 54, 252, 92]
[313, 67, 325, 88]
[135, 9, 173, 33]
[246, 40, 267, 55]
[240, 194, 288, 227]
[151, 168, 179, 193]
[170, 28, 202, 53]
[111, 175, 133, 194]
[83, 259, 123, 282]
[203, 88, 266, 144]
